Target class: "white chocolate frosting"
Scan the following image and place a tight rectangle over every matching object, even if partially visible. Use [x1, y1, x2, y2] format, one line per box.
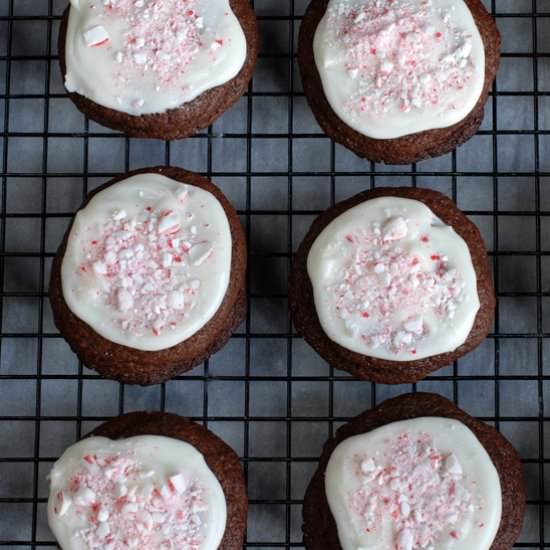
[325, 417, 502, 550]
[313, 0, 485, 139]
[61, 173, 232, 352]
[307, 196, 480, 360]
[48, 435, 227, 550]
[65, 0, 247, 115]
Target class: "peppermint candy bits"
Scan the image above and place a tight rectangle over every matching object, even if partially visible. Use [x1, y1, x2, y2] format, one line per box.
[324, 417, 502, 550]
[83, 25, 110, 47]
[60, 173, 232, 352]
[48, 434, 228, 550]
[54, 453, 206, 548]
[306, 195, 480, 361]
[313, 0, 486, 139]
[64, 0, 248, 118]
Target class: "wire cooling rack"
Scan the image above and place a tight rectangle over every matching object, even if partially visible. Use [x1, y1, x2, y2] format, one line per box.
[0, 0, 549, 547]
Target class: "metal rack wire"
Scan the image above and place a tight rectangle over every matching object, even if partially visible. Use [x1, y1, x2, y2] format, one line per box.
[0, 0, 548, 547]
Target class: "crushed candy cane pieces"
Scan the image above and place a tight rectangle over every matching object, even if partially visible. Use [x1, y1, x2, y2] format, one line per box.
[84, 25, 110, 47]
[98, 0, 220, 88]
[76, 192, 215, 337]
[349, 432, 475, 549]
[323, 0, 478, 117]
[331, 216, 465, 355]
[53, 451, 208, 549]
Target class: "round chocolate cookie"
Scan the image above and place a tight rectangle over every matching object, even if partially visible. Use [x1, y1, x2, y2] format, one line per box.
[48, 411, 247, 549]
[289, 187, 495, 384]
[58, 0, 258, 139]
[50, 166, 246, 385]
[303, 392, 525, 550]
[298, 0, 501, 164]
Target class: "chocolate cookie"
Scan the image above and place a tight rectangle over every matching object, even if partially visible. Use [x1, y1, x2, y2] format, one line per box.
[49, 166, 247, 385]
[303, 392, 525, 550]
[48, 411, 247, 549]
[58, 0, 258, 139]
[298, 0, 501, 164]
[289, 187, 495, 384]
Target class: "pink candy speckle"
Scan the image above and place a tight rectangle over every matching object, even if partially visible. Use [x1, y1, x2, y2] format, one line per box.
[330, 216, 464, 355]
[100, 0, 218, 88]
[325, 0, 476, 116]
[84, 25, 110, 47]
[349, 432, 474, 549]
[54, 451, 207, 549]
[78, 204, 211, 337]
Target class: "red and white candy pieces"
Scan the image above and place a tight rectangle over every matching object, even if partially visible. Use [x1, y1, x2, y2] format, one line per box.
[313, 0, 485, 139]
[48, 435, 227, 550]
[61, 173, 232, 351]
[307, 196, 480, 360]
[325, 417, 502, 550]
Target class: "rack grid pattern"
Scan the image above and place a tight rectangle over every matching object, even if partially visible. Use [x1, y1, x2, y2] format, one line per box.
[0, 0, 549, 547]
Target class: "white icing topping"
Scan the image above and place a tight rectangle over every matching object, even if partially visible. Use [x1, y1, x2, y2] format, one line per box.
[48, 435, 227, 550]
[307, 196, 480, 360]
[313, 0, 485, 139]
[61, 173, 232, 352]
[65, 0, 247, 115]
[325, 417, 502, 550]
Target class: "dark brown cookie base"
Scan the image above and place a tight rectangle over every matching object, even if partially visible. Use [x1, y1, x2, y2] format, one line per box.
[289, 187, 495, 384]
[58, 0, 258, 139]
[303, 392, 525, 550]
[49, 166, 247, 385]
[298, 0, 501, 164]
[90, 411, 247, 550]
